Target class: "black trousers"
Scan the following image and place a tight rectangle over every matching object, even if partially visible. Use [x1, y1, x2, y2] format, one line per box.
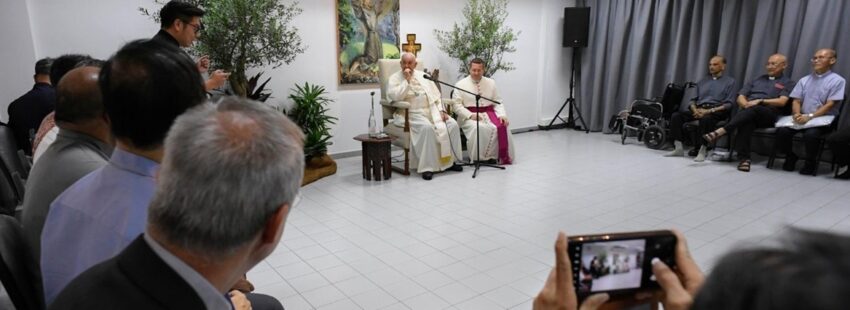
[827, 129, 850, 167]
[723, 106, 778, 160]
[775, 126, 831, 163]
[670, 110, 730, 148]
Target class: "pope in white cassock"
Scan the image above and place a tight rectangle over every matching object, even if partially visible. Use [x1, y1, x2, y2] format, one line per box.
[388, 53, 463, 180]
[451, 58, 515, 164]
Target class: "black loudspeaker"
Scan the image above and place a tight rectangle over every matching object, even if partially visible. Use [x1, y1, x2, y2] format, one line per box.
[563, 7, 590, 47]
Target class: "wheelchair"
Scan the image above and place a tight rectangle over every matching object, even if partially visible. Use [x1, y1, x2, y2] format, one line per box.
[617, 83, 686, 149]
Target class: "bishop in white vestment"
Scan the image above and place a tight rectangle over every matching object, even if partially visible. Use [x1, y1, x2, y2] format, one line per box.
[451, 59, 515, 164]
[388, 53, 463, 179]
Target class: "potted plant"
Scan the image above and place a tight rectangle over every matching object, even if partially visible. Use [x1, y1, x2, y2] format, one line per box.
[287, 82, 339, 185]
[140, 0, 306, 96]
[433, 0, 519, 77]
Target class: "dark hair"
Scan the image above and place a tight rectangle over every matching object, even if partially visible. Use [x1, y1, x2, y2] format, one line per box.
[712, 55, 727, 65]
[35, 58, 53, 75]
[692, 229, 850, 310]
[99, 39, 206, 149]
[469, 58, 486, 67]
[159, 1, 205, 29]
[50, 54, 93, 85]
[74, 58, 105, 69]
[55, 67, 103, 124]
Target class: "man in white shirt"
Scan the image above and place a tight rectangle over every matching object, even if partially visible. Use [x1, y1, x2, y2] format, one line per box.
[387, 53, 463, 180]
[452, 58, 515, 164]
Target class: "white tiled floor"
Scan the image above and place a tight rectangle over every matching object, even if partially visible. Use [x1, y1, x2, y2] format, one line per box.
[251, 129, 850, 309]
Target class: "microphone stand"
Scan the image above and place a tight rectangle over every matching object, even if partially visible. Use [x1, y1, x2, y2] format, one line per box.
[424, 74, 505, 178]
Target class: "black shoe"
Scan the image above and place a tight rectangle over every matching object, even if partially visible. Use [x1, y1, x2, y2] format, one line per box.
[448, 164, 463, 172]
[799, 162, 817, 175]
[688, 148, 699, 157]
[782, 154, 798, 172]
[837, 166, 850, 180]
[482, 159, 498, 164]
[422, 172, 433, 180]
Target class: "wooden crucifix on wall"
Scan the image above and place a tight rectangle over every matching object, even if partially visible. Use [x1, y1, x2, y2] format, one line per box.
[402, 34, 421, 56]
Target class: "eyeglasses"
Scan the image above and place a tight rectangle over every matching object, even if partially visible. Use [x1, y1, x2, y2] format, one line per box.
[185, 22, 203, 34]
[811, 56, 833, 63]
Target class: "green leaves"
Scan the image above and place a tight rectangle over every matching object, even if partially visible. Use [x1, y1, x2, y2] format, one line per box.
[433, 0, 519, 77]
[287, 83, 338, 158]
[140, 0, 306, 96]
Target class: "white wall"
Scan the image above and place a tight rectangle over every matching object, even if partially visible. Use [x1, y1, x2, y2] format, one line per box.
[3, 0, 577, 154]
[0, 0, 38, 123]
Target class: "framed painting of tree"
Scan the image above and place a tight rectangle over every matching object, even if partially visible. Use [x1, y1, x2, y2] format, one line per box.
[336, 0, 400, 85]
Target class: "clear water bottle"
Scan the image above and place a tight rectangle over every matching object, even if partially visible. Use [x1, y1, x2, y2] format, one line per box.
[368, 91, 379, 137]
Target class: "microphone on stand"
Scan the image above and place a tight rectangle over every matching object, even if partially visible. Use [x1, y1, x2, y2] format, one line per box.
[422, 74, 433, 80]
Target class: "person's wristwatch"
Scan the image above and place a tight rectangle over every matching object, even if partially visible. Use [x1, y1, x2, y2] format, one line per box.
[807, 113, 814, 118]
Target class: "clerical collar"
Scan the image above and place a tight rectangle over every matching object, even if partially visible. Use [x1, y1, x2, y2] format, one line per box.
[768, 76, 776, 80]
[815, 70, 832, 78]
[711, 74, 722, 80]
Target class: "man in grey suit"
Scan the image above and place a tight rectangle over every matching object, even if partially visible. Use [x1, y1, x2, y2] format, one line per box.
[20, 65, 113, 259]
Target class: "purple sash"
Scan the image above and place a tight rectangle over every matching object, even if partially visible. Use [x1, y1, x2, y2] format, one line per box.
[468, 106, 512, 164]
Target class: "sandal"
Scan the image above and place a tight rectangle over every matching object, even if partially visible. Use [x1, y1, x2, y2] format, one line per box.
[737, 159, 751, 172]
[703, 131, 721, 144]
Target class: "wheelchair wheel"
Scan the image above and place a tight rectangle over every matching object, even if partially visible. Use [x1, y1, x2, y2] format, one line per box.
[644, 125, 666, 150]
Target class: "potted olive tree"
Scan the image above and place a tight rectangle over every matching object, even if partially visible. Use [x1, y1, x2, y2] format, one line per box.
[140, 0, 306, 96]
[434, 0, 519, 77]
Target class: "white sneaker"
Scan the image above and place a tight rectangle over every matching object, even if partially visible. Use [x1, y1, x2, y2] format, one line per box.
[664, 141, 684, 157]
[665, 149, 684, 157]
[694, 145, 707, 162]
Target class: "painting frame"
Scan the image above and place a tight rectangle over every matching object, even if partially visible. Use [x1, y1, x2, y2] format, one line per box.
[336, 0, 401, 85]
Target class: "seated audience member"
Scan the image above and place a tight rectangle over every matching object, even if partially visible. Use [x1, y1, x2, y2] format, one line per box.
[21, 65, 114, 261]
[7, 58, 55, 155]
[827, 127, 850, 179]
[451, 58, 515, 164]
[51, 97, 303, 309]
[666, 55, 736, 162]
[703, 54, 795, 172]
[39, 39, 206, 304]
[152, 0, 229, 91]
[32, 57, 103, 163]
[775, 48, 845, 175]
[388, 52, 463, 180]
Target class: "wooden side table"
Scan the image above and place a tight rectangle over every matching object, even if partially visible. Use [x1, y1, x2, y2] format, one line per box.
[353, 134, 395, 181]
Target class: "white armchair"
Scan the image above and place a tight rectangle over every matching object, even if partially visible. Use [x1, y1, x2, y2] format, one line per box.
[377, 58, 419, 175]
[378, 59, 459, 175]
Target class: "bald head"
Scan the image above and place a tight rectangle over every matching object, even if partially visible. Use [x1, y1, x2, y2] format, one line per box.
[766, 54, 787, 77]
[817, 48, 837, 59]
[812, 48, 837, 74]
[709, 55, 726, 76]
[55, 66, 104, 125]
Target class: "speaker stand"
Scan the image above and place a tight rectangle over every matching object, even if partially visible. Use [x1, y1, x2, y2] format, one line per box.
[545, 47, 588, 133]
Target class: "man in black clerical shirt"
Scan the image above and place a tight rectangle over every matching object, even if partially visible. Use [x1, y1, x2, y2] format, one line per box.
[152, 1, 229, 92]
[7, 58, 55, 155]
[703, 54, 795, 172]
[665, 55, 737, 162]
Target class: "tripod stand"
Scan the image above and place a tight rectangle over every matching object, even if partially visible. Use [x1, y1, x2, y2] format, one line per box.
[424, 74, 505, 178]
[546, 47, 589, 133]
